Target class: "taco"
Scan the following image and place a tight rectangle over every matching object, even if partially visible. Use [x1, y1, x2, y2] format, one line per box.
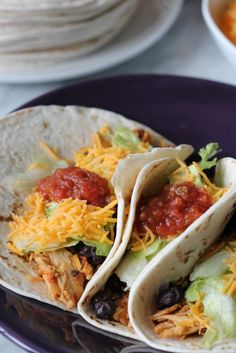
[0, 105, 192, 312]
[79, 144, 236, 339]
[128, 161, 236, 351]
[151, 229, 236, 348]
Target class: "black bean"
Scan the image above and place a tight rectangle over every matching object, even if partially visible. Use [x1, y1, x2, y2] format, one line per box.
[91, 288, 116, 320]
[89, 248, 105, 266]
[93, 300, 116, 320]
[77, 245, 93, 258]
[156, 282, 184, 310]
[92, 289, 112, 305]
[67, 246, 78, 255]
[106, 274, 126, 294]
[67, 242, 84, 255]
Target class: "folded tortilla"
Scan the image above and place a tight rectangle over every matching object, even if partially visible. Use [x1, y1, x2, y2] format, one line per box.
[0, 105, 192, 314]
[129, 158, 236, 350]
[80, 151, 222, 338]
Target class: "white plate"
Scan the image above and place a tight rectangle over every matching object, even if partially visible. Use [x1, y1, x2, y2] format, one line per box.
[0, 0, 183, 84]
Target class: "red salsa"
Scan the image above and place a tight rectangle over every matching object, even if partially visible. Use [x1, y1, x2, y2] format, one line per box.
[37, 166, 111, 207]
[136, 181, 212, 238]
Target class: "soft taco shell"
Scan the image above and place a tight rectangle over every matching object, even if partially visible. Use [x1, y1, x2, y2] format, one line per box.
[0, 104, 181, 312]
[129, 158, 236, 352]
[78, 150, 198, 339]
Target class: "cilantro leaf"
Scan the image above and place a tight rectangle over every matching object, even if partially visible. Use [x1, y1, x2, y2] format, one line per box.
[198, 143, 220, 171]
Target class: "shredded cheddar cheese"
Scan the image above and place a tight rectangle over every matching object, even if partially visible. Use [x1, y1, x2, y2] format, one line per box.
[171, 158, 195, 183]
[8, 192, 117, 255]
[75, 145, 131, 181]
[9, 125, 150, 257]
[189, 293, 212, 333]
[129, 226, 156, 251]
[130, 158, 227, 253]
[28, 162, 49, 171]
[191, 162, 227, 202]
[163, 296, 211, 334]
[74, 126, 150, 181]
[39, 141, 61, 161]
[171, 159, 227, 202]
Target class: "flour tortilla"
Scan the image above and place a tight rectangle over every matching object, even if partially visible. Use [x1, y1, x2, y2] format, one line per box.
[0, 104, 179, 312]
[0, 0, 138, 70]
[0, 0, 122, 11]
[78, 150, 200, 339]
[0, 0, 137, 53]
[129, 158, 236, 351]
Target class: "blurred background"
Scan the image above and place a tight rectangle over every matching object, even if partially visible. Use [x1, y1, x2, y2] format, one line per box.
[0, 0, 236, 115]
[1, 0, 236, 352]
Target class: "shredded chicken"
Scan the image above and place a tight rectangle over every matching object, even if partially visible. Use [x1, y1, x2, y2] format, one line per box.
[113, 293, 130, 327]
[151, 304, 206, 339]
[79, 256, 94, 280]
[152, 232, 236, 340]
[134, 128, 152, 143]
[33, 250, 90, 309]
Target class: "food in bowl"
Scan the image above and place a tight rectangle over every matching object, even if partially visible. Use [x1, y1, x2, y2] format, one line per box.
[219, 1, 236, 45]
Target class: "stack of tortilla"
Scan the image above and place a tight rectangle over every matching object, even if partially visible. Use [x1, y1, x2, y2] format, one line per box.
[0, 0, 137, 70]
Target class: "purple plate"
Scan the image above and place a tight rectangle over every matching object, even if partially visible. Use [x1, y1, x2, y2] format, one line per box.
[0, 74, 236, 353]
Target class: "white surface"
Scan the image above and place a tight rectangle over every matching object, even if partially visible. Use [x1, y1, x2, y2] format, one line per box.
[0, 0, 183, 83]
[1, 0, 236, 352]
[202, 0, 236, 67]
[0, 336, 28, 353]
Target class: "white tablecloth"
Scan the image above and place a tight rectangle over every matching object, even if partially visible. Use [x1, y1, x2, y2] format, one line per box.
[1, 0, 236, 352]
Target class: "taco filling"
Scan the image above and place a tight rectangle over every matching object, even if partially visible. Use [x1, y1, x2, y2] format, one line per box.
[151, 229, 236, 347]
[7, 125, 153, 309]
[91, 143, 228, 326]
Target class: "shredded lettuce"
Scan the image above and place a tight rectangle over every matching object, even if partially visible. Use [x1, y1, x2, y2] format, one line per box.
[17, 236, 112, 256]
[44, 204, 112, 256]
[186, 249, 236, 347]
[187, 164, 203, 186]
[15, 237, 78, 253]
[185, 277, 205, 302]
[111, 126, 147, 152]
[78, 238, 112, 257]
[190, 250, 229, 281]
[169, 142, 219, 187]
[141, 239, 167, 261]
[189, 143, 220, 183]
[186, 277, 236, 348]
[115, 251, 147, 288]
[44, 203, 58, 217]
[115, 239, 166, 288]
[169, 142, 220, 187]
